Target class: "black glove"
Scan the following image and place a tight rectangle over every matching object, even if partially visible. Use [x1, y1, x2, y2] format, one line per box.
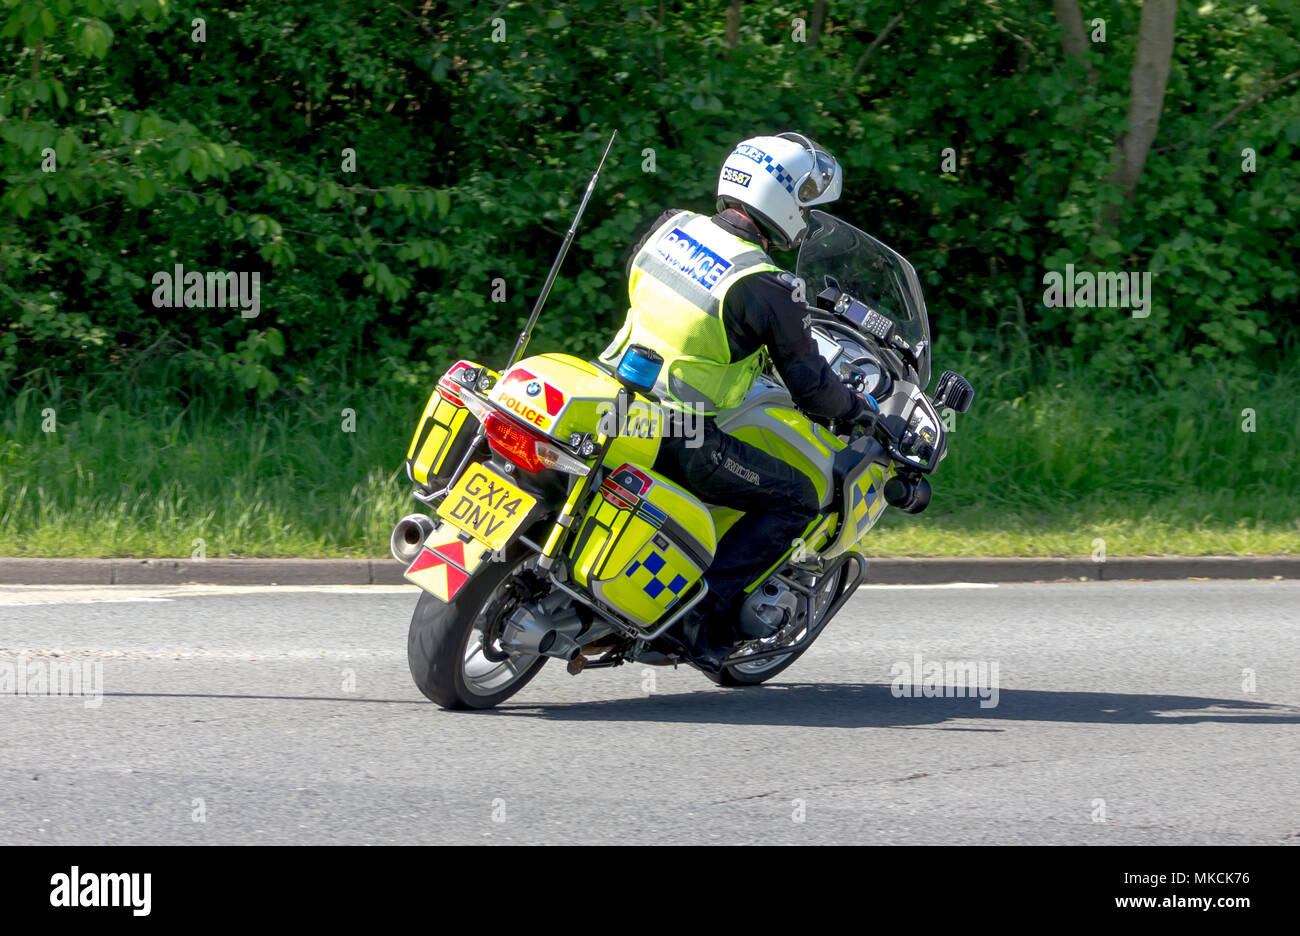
[874, 413, 910, 444]
[848, 391, 880, 428]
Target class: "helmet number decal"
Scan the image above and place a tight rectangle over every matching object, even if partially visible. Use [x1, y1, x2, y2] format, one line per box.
[721, 166, 752, 188]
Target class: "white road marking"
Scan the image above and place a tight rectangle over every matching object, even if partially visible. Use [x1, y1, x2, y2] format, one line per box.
[0, 597, 175, 607]
[0, 583, 999, 605]
[0, 647, 401, 660]
[0, 584, 417, 605]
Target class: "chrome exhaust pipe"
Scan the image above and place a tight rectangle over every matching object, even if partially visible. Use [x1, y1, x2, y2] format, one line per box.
[538, 631, 581, 663]
[390, 513, 437, 564]
[501, 606, 583, 662]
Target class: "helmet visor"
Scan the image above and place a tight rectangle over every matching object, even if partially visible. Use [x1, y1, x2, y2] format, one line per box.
[779, 132, 842, 207]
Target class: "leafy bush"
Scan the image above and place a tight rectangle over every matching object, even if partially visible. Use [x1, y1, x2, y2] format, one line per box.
[2, 0, 1295, 396]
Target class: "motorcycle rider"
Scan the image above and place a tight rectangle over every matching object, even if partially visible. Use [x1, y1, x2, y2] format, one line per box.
[599, 132, 879, 672]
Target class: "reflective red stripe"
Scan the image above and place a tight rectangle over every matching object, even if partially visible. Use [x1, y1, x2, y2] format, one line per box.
[543, 383, 565, 415]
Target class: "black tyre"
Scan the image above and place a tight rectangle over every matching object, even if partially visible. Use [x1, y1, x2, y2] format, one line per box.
[407, 550, 547, 710]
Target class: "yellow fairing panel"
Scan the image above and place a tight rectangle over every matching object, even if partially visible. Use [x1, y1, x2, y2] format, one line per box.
[828, 461, 893, 556]
[728, 407, 844, 506]
[407, 360, 491, 486]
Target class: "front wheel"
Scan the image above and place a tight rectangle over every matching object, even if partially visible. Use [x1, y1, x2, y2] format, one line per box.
[407, 550, 548, 709]
[711, 564, 849, 687]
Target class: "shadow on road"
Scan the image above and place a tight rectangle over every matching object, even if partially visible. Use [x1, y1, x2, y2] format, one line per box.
[488, 683, 1300, 729]
[92, 684, 1300, 729]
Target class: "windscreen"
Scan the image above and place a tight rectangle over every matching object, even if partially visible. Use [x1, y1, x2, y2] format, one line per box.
[796, 210, 931, 385]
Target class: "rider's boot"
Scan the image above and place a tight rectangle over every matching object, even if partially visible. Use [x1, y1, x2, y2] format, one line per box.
[674, 593, 735, 674]
[681, 612, 726, 674]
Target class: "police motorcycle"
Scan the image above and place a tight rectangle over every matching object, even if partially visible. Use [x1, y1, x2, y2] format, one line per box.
[391, 138, 974, 709]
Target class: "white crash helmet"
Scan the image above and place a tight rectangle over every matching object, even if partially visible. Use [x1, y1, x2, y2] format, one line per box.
[716, 131, 843, 250]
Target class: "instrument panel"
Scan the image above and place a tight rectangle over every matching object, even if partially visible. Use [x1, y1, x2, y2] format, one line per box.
[811, 325, 888, 398]
[806, 319, 948, 472]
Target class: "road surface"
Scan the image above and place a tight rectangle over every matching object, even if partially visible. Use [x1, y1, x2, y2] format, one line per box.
[2, 580, 1297, 845]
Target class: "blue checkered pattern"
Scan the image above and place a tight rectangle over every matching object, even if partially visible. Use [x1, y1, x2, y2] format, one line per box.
[853, 480, 880, 531]
[759, 154, 795, 193]
[625, 549, 689, 603]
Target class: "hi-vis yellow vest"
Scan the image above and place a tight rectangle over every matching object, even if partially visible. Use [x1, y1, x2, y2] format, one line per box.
[600, 210, 780, 414]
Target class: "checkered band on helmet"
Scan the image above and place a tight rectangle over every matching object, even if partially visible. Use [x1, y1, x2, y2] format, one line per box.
[760, 154, 795, 193]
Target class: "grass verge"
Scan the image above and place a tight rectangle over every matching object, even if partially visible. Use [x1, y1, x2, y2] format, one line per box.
[1, 364, 1296, 557]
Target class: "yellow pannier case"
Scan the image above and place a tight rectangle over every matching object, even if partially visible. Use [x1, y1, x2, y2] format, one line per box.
[406, 360, 494, 489]
[568, 463, 717, 630]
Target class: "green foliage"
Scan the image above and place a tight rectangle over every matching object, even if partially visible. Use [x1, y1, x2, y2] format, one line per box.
[1, 0, 1295, 394]
[1, 0, 454, 389]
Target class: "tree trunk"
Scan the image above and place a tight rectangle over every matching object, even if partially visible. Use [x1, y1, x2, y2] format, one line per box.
[1104, 0, 1178, 225]
[809, 0, 828, 50]
[846, 9, 907, 88]
[1052, 0, 1096, 83]
[726, 0, 741, 50]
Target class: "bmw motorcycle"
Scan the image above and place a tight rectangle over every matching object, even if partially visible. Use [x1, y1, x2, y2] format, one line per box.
[392, 210, 973, 709]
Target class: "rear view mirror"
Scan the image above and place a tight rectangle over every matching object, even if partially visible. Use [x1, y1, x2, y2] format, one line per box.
[933, 371, 974, 414]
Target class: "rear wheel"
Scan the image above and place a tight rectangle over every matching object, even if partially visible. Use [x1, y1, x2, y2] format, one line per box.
[711, 565, 848, 687]
[407, 550, 548, 709]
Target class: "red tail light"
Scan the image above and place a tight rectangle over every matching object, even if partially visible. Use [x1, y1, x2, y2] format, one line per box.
[484, 412, 547, 473]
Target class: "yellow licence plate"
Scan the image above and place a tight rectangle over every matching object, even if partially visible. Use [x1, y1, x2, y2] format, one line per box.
[439, 464, 537, 551]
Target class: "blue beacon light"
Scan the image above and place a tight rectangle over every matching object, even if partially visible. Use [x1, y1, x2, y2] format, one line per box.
[617, 345, 663, 395]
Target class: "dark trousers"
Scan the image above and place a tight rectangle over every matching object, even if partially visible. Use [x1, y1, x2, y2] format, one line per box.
[654, 418, 819, 617]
